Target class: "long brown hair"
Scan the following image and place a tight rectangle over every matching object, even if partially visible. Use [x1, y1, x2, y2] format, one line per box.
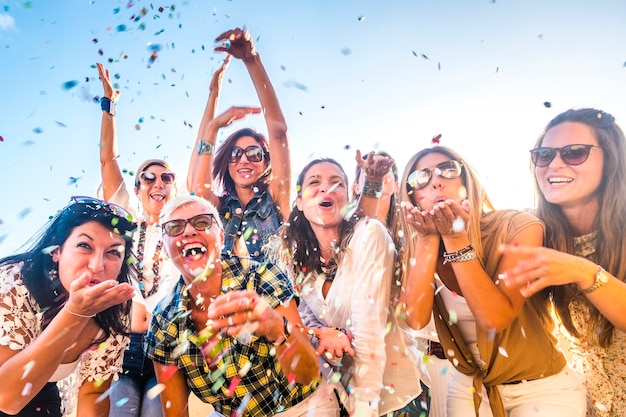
[533, 108, 626, 347]
[266, 158, 354, 290]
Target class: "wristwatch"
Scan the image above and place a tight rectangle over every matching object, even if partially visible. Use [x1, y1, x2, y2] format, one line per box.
[101, 97, 117, 116]
[580, 266, 610, 294]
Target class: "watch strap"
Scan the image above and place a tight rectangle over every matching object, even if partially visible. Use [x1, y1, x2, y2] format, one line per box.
[101, 97, 117, 116]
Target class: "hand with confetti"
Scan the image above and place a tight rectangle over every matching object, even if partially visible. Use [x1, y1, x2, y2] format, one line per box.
[355, 150, 394, 182]
[214, 27, 257, 61]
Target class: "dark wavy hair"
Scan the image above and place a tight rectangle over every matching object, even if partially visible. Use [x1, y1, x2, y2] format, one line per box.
[212, 128, 271, 195]
[0, 198, 137, 341]
[533, 108, 626, 347]
[268, 158, 354, 284]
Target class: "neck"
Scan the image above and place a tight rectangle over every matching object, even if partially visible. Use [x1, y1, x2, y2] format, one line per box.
[235, 185, 256, 207]
[312, 227, 341, 260]
[184, 261, 223, 307]
[560, 199, 599, 235]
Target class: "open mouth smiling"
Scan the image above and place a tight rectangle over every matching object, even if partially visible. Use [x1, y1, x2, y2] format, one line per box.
[181, 242, 207, 259]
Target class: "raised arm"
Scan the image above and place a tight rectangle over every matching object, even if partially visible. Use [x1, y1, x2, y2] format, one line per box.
[215, 28, 291, 220]
[97, 63, 125, 201]
[187, 57, 229, 202]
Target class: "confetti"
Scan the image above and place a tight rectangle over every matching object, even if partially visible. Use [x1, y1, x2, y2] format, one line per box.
[357, 15, 365, 21]
[62, 80, 79, 90]
[432, 134, 441, 144]
[0, 135, 3, 141]
[543, 101, 552, 108]
[340, 47, 352, 56]
[32, 127, 43, 134]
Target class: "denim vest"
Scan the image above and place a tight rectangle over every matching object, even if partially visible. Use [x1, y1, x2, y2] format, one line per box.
[219, 189, 282, 262]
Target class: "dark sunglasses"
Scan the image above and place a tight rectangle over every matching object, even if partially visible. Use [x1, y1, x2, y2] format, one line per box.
[529, 144, 600, 167]
[162, 213, 216, 237]
[407, 160, 464, 191]
[138, 171, 176, 185]
[229, 145, 264, 163]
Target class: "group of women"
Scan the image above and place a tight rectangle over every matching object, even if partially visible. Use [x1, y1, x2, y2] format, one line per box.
[0, 26, 624, 417]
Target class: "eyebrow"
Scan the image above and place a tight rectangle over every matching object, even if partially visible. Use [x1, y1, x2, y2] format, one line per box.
[77, 232, 125, 248]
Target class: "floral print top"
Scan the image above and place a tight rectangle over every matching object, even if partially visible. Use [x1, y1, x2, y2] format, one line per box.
[567, 232, 626, 417]
[0, 263, 128, 416]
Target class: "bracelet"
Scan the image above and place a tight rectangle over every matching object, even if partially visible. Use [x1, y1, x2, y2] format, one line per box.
[197, 140, 214, 155]
[362, 179, 383, 198]
[100, 96, 117, 116]
[64, 305, 96, 318]
[273, 316, 293, 347]
[443, 244, 476, 264]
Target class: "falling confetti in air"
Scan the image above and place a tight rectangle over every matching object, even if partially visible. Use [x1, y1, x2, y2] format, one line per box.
[32, 127, 43, 134]
[432, 134, 441, 144]
[357, 15, 365, 21]
[543, 101, 552, 108]
[340, 47, 352, 56]
[62, 80, 78, 90]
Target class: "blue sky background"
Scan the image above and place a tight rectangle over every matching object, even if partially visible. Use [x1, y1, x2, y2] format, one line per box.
[1, 0, 625, 256]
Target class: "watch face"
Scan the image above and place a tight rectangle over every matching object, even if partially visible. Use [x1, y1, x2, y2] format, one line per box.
[598, 269, 610, 285]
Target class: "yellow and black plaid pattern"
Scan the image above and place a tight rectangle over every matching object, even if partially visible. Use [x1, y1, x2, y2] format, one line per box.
[146, 255, 315, 416]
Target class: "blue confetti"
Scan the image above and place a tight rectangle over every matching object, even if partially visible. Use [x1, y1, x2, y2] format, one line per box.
[62, 80, 78, 90]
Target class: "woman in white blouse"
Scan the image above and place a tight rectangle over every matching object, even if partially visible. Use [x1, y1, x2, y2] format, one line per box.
[0, 196, 136, 416]
[268, 157, 422, 417]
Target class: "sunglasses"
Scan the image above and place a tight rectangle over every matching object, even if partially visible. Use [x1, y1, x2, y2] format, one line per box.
[407, 160, 464, 191]
[529, 144, 600, 167]
[229, 145, 264, 163]
[138, 171, 176, 185]
[162, 213, 217, 237]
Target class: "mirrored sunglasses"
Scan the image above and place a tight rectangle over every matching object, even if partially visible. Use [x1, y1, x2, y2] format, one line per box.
[162, 213, 216, 237]
[139, 171, 176, 185]
[407, 160, 463, 191]
[529, 144, 600, 167]
[229, 145, 264, 163]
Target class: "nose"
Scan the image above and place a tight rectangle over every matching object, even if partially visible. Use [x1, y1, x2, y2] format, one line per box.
[88, 252, 105, 274]
[182, 220, 197, 236]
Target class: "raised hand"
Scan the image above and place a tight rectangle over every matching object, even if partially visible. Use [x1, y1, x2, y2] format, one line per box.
[214, 27, 256, 61]
[96, 62, 120, 102]
[355, 150, 394, 181]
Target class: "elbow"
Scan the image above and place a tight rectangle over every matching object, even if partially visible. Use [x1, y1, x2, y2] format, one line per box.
[0, 395, 27, 415]
[476, 316, 511, 334]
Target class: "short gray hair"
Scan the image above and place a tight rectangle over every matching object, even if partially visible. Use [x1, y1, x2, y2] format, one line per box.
[159, 195, 223, 229]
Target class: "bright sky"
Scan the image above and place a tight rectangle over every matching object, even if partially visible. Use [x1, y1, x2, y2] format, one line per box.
[1, 0, 625, 256]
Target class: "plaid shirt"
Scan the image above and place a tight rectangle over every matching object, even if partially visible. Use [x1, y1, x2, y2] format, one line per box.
[145, 255, 315, 416]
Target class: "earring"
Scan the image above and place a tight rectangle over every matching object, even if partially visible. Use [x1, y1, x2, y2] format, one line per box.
[47, 262, 59, 282]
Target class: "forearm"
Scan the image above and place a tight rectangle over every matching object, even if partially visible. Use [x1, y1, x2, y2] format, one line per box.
[99, 109, 124, 201]
[402, 236, 439, 330]
[275, 326, 320, 385]
[188, 84, 221, 193]
[577, 260, 626, 331]
[0, 309, 90, 413]
[243, 54, 286, 132]
[76, 380, 112, 417]
[154, 364, 190, 417]
[188, 123, 219, 205]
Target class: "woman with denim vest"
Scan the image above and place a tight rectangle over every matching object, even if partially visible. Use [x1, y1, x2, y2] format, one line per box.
[188, 27, 291, 262]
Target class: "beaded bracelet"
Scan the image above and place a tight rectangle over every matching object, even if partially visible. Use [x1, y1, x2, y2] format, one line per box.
[443, 244, 476, 264]
[362, 179, 383, 198]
